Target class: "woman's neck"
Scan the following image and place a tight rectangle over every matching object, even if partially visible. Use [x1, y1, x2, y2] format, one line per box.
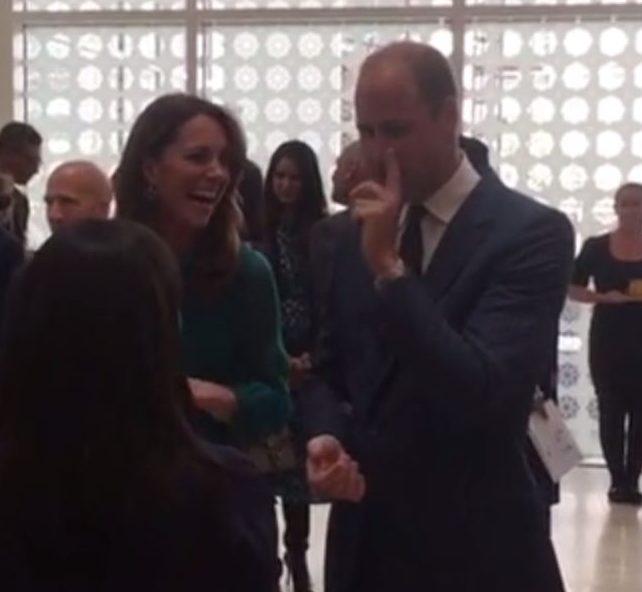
[155, 214, 197, 255]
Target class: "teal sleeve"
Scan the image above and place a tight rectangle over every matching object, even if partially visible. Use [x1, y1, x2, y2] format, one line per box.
[231, 249, 292, 443]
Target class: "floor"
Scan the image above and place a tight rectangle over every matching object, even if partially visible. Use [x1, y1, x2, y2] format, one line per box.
[278, 467, 642, 592]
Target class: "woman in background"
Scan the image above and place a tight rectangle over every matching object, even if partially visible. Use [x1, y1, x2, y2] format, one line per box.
[0, 220, 276, 590]
[570, 182, 642, 505]
[264, 140, 328, 592]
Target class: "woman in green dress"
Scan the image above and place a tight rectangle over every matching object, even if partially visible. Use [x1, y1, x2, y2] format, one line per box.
[114, 94, 291, 586]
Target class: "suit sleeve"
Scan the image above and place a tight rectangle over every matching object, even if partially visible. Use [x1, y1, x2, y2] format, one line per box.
[300, 229, 352, 442]
[377, 210, 574, 430]
[0, 234, 23, 323]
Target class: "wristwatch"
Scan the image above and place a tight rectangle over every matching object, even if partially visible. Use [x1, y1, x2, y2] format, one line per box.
[374, 259, 407, 291]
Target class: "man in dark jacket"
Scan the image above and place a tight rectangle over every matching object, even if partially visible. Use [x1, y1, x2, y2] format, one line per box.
[302, 41, 573, 592]
[0, 122, 43, 247]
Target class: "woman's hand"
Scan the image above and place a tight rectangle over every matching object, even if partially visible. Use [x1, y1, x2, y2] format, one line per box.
[188, 377, 237, 422]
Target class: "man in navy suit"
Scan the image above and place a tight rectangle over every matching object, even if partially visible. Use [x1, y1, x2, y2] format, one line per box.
[303, 42, 573, 592]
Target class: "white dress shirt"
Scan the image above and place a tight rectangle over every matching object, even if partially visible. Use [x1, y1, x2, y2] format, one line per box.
[398, 153, 481, 272]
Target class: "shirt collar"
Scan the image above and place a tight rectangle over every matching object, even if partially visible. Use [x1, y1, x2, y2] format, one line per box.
[423, 153, 480, 224]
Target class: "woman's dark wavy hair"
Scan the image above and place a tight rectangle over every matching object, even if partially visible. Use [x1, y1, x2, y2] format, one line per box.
[0, 220, 224, 550]
[264, 140, 327, 255]
[114, 93, 246, 296]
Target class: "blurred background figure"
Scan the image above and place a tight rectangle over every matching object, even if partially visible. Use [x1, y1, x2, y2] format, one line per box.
[237, 158, 265, 247]
[0, 122, 42, 246]
[330, 141, 364, 208]
[0, 173, 23, 326]
[0, 219, 276, 590]
[309, 140, 365, 310]
[263, 139, 328, 592]
[45, 160, 112, 233]
[570, 182, 642, 505]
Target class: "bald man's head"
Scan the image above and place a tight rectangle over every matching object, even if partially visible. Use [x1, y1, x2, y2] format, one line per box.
[332, 141, 365, 206]
[45, 161, 112, 233]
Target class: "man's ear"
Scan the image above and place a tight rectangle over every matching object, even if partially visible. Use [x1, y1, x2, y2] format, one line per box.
[438, 95, 459, 129]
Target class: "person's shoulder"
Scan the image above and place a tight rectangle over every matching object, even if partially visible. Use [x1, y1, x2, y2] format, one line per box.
[11, 188, 29, 211]
[585, 233, 609, 245]
[311, 210, 348, 243]
[483, 176, 572, 236]
[580, 232, 609, 253]
[0, 226, 22, 262]
[236, 243, 276, 287]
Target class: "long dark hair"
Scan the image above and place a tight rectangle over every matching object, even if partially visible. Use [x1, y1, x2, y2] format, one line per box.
[264, 140, 327, 255]
[0, 220, 222, 550]
[115, 93, 246, 296]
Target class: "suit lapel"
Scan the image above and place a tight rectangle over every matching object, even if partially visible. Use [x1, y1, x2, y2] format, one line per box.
[363, 176, 499, 421]
[423, 176, 497, 300]
[345, 177, 499, 420]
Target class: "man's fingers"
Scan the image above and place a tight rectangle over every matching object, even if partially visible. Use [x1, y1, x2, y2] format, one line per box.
[351, 198, 387, 221]
[349, 180, 384, 204]
[384, 149, 401, 197]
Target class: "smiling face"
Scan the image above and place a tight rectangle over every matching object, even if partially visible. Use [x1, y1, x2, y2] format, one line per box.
[144, 113, 231, 233]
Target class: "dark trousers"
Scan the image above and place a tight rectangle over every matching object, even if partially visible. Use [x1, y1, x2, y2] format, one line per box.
[282, 501, 310, 553]
[598, 388, 642, 489]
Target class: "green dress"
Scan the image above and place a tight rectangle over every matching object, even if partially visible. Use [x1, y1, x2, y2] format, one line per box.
[180, 243, 291, 447]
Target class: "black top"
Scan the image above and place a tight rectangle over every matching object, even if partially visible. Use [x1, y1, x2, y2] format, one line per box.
[572, 233, 642, 390]
[0, 444, 277, 592]
[272, 220, 314, 356]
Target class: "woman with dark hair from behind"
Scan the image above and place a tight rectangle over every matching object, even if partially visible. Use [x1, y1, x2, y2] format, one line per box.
[263, 140, 328, 592]
[0, 219, 276, 591]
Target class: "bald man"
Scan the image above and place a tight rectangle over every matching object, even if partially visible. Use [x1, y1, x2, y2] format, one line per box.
[302, 42, 572, 592]
[330, 140, 364, 207]
[45, 161, 112, 233]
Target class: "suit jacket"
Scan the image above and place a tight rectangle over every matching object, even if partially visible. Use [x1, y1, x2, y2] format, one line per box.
[309, 210, 353, 315]
[11, 189, 29, 247]
[302, 173, 574, 592]
[0, 226, 23, 327]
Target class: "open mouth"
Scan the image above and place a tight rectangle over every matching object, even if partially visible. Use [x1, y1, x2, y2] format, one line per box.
[189, 189, 222, 206]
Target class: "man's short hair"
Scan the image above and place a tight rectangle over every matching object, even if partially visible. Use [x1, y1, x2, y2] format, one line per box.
[0, 122, 43, 153]
[366, 42, 458, 115]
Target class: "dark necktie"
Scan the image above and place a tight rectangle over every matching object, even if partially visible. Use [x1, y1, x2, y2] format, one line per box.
[399, 204, 425, 275]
